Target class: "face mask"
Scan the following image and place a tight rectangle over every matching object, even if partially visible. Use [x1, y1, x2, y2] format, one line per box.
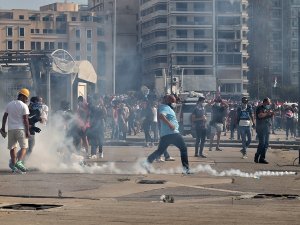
[215, 103, 221, 107]
[171, 103, 177, 108]
[242, 103, 247, 108]
[265, 105, 271, 110]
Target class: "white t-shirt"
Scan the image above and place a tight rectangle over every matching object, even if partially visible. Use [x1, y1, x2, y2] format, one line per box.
[5, 100, 30, 130]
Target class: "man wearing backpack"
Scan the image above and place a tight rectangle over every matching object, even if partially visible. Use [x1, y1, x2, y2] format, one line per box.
[237, 97, 255, 159]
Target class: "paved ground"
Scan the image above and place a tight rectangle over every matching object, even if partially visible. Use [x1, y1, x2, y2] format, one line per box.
[0, 130, 300, 225]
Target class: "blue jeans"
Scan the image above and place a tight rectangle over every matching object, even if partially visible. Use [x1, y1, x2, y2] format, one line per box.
[147, 133, 189, 170]
[239, 126, 251, 152]
[255, 126, 270, 161]
[195, 127, 206, 155]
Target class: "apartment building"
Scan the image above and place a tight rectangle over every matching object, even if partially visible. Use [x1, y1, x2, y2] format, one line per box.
[88, 0, 140, 93]
[139, 0, 249, 97]
[0, 2, 115, 94]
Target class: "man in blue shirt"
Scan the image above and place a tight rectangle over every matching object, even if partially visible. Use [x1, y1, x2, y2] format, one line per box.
[144, 95, 190, 173]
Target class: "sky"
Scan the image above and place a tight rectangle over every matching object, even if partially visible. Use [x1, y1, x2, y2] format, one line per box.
[0, 0, 87, 10]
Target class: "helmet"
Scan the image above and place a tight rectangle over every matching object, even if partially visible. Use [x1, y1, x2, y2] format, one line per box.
[19, 88, 30, 98]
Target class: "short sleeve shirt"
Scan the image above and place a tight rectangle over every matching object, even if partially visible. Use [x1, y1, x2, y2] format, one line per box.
[192, 106, 206, 128]
[159, 104, 179, 137]
[5, 100, 30, 130]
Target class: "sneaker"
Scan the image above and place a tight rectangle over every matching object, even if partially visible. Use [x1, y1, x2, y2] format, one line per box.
[182, 168, 193, 175]
[99, 152, 104, 158]
[165, 157, 175, 161]
[209, 147, 213, 151]
[15, 161, 27, 172]
[194, 154, 199, 157]
[91, 154, 97, 159]
[199, 154, 207, 158]
[240, 149, 246, 155]
[258, 159, 269, 164]
[216, 147, 223, 151]
[242, 154, 248, 159]
[155, 157, 165, 162]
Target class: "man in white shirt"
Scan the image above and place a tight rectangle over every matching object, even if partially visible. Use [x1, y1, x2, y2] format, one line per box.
[1, 88, 30, 173]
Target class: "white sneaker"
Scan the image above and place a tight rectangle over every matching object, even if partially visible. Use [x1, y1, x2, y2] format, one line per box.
[155, 157, 165, 162]
[99, 152, 104, 158]
[165, 157, 175, 161]
[91, 154, 97, 159]
[242, 154, 248, 159]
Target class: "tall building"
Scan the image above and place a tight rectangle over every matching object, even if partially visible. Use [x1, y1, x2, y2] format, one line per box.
[88, 0, 140, 93]
[139, 0, 249, 97]
[0, 1, 140, 95]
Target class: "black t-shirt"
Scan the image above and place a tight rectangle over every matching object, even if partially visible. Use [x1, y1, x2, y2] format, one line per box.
[192, 106, 206, 128]
[211, 105, 226, 124]
[256, 105, 272, 128]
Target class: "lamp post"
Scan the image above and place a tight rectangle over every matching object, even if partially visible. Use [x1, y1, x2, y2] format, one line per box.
[112, 0, 116, 95]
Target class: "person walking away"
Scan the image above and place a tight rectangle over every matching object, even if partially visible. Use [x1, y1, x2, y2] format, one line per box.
[228, 105, 238, 140]
[1, 88, 30, 173]
[284, 106, 294, 140]
[208, 98, 228, 151]
[141, 101, 154, 147]
[87, 96, 107, 159]
[118, 103, 129, 141]
[291, 104, 298, 137]
[236, 97, 255, 159]
[142, 95, 190, 174]
[255, 97, 274, 164]
[75, 96, 90, 157]
[191, 95, 207, 158]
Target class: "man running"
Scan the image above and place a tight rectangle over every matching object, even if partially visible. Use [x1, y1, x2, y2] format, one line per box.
[142, 95, 190, 174]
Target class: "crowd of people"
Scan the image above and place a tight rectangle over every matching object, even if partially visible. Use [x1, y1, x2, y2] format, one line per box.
[1, 87, 299, 173]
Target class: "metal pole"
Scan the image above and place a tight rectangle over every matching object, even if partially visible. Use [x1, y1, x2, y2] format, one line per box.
[298, 15, 300, 139]
[47, 69, 51, 111]
[169, 54, 173, 94]
[181, 68, 184, 92]
[113, 0, 116, 95]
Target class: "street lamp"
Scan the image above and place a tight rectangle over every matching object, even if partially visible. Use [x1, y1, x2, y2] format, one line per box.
[113, 0, 116, 95]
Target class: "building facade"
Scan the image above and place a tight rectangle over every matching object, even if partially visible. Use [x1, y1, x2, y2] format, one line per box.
[139, 0, 249, 97]
[0, 1, 140, 95]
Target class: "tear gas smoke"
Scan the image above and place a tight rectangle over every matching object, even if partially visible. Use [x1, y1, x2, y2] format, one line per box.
[0, 111, 297, 179]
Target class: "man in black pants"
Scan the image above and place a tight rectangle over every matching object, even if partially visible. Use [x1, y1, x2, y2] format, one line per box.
[255, 97, 274, 164]
[191, 95, 207, 158]
[142, 95, 190, 174]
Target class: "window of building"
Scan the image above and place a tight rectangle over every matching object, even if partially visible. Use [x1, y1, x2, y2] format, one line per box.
[76, 43, 80, 51]
[176, 56, 187, 64]
[87, 29, 92, 38]
[76, 55, 81, 61]
[194, 69, 206, 75]
[194, 30, 205, 38]
[36, 42, 41, 50]
[19, 40, 25, 50]
[176, 30, 187, 38]
[7, 26, 13, 36]
[176, 16, 187, 25]
[19, 27, 25, 37]
[31, 29, 34, 34]
[194, 43, 208, 52]
[177, 43, 187, 51]
[97, 28, 104, 36]
[194, 16, 206, 25]
[72, 16, 77, 21]
[176, 2, 187, 11]
[35, 29, 40, 34]
[7, 40, 13, 50]
[63, 42, 68, 50]
[87, 43, 92, 51]
[76, 29, 80, 38]
[194, 56, 205, 64]
[19, 15, 24, 20]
